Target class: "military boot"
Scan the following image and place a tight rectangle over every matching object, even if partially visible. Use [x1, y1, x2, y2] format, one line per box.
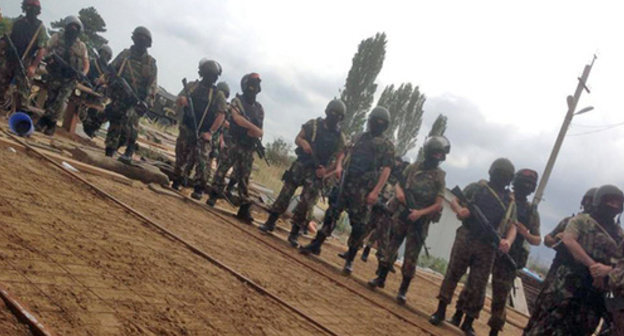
[396, 276, 413, 305]
[171, 179, 182, 191]
[338, 251, 348, 259]
[450, 310, 464, 327]
[34, 116, 48, 133]
[236, 203, 254, 224]
[489, 329, 500, 336]
[259, 212, 279, 233]
[191, 185, 204, 200]
[118, 143, 135, 165]
[368, 264, 390, 289]
[206, 191, 219, 207]
[361, 245, 371, 262]
[342, 246, 358, 275]
[429, 301, 447, 326]
[299, 233, 327, 256]
[287, 224, 300, 247]
[105, 147, 116, 157]
[460, 316, 476, 336]
[43, 122, 56, 136]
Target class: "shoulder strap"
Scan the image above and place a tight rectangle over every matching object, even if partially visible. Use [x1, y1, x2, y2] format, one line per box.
[479, 180, 507, 210]
[197, 87, 214, 129]
[21, 22, 43, 61]
[311, 119, 318, 143]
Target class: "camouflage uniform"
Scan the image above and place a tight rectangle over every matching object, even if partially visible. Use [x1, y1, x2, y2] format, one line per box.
[438, 181, 514, 319]
[0, 15, 47, 104]
[488, 197, 540, 331]
[380, 162, 446, 278]
[362, 160, 409, 260]
[317, 132, 395, 249]
[524, 214, 624, 336]
[41, 31, 87, 123]
[608, 243, 624, 335]
[172, 80, 227, 189]
[269, 118, 345, 228]
[104, 47, 157, 151]
[210, 94, 263, 206]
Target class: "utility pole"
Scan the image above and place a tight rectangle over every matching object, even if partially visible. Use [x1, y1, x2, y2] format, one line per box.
[532, 55, 597, 207]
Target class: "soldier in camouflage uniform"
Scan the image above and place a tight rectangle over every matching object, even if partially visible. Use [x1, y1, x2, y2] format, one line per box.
[80, 44, 112, 134]
[0, 0, 48, 110]
[104, 26, 157, 162]
[357, 156, 409, 263]
[207, 73, 264, 224]
[170, 59, 227, 200]
[524, 185, 624, 336]
[300, 106, 395, 275]
[368, 136, 449, 305]
[429, 158, 517, 336]
[35, 16, 89, 136]
[206, 81, 231, 172]
[483, 169, 542, 336]
[259, 99, 347, 247]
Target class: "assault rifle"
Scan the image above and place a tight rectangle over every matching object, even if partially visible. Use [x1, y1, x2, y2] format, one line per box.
[2, 34, 28, 82]
[103, 59, 147, 115]
[47, 51, 93, 89]
[231, 98, 270, 166]
[398, 190, 431, 258]
[451, 186, 517, 270]
[181, 78, 200, 138]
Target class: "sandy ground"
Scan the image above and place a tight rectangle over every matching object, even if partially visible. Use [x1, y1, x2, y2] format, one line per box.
[0, 147, 323, 335]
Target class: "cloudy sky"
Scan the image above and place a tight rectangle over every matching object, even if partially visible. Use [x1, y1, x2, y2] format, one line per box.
[4, 0, 624, 263]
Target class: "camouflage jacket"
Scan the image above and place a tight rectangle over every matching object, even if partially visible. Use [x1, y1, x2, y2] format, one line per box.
[400, 161, 446, 209]
[610, 242, 624, 297]
[110, 46, 158, 106]
[46, 31, 88, 75]
[295, 117, 346, 168]
[345, 131, 395, 184]
[177, 79, 227, 134]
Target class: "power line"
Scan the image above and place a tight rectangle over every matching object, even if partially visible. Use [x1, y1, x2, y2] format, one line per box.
[571, 121, 624, 128]
[567, 121, 624, 136]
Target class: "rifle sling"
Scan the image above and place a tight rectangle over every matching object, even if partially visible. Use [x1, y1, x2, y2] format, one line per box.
[196, 87, 214, 132]
[479, 180, 515, 234]
[20, 22, 43, 62]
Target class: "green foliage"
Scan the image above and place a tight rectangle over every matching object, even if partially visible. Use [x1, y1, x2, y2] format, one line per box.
[340, 32, 387, 138]
[0, 16, 14, 35]
[265, 137, 295, 167]
[416, 114, 448, 162]
[377, 83, 426, 156]
[417, 254, 448, 275]
[50, 6, 108, 49]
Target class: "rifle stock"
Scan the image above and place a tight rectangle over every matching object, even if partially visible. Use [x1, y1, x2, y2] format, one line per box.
[451, 186, 517, 269]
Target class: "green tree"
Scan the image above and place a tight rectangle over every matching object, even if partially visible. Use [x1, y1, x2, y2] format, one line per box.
[377, 83, 426, 156]
[265, 137, 294, 167]
[416, 114, 448, 162]
[50, 7, 108, 49]
[340, 32, 387, 138]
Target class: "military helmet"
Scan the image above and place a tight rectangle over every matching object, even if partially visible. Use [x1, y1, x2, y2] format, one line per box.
[592, 184, 624, 209]
[132, 26, 152, 46]
[581, 187, 598, 209]
[489, 158, 515, 178]
[22, 0, 41, 9]
[325, 99, 346, 120]
[240, 73, 261, 92]
[216, 81, 230, 99]
[424, 136, 451, 157]
[369, 106, 390, 123]
[98, 44, 113, 59]
[198, 59, 222, 78]
[64, 15, 83, 32]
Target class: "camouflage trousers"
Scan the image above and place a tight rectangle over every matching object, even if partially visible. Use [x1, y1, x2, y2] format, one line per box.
[612, 305, 624, 336]
[270, 160, 322, 229]
[488, 256, 517, 331]
[363, 205, 391, 259]
[381, 207, 429, 279]
[105, 100, 139, 151]
[0, 58, 31, 109]
[43, 76, 75, 122]
[523, 264, 605, 336]
[212, 142, 254, 206]
[438, 226, 496, 319]
[319, 176, 372, 249]
[173, 125, 213, 189]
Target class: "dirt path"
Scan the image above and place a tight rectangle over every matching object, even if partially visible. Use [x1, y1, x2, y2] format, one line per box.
[0, 148, 322, 335]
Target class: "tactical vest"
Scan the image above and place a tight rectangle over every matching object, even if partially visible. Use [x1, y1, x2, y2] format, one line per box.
[47, 32, 86, 77]
[347, 133, 376, 175]
[10, 17, 42, 59]
[230, 95, 263, 148]
[182, 82, 217, 133]
[295, 118, 342, 167]
[465, 182, 509, 233]
[404, 166, 444, 210]
[116, 48, 156, 101]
